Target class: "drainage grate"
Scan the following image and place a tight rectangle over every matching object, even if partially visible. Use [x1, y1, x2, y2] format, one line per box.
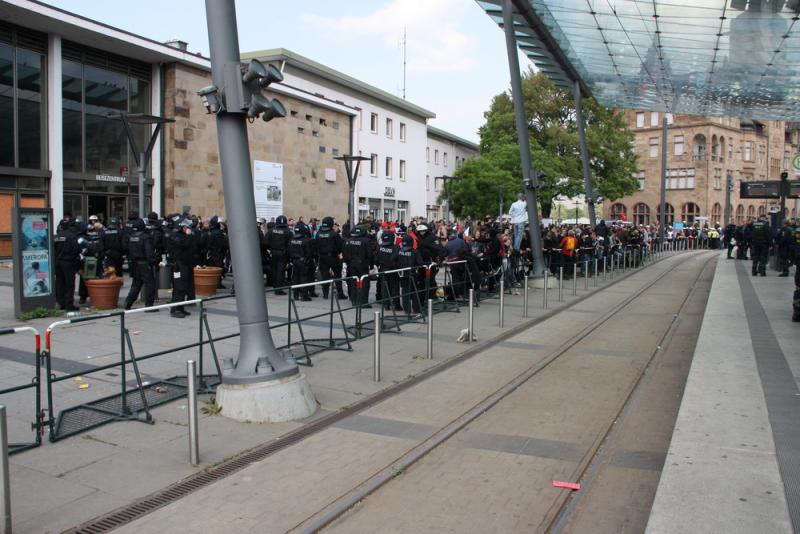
[53, 376, 220, 442]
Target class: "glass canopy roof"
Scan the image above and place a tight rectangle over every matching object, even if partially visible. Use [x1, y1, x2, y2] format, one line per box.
[478, 0, 800, 120]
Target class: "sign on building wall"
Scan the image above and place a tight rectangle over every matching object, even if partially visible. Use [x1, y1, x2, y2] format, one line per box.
[253, 160, 284, 220]
[13, 208, 55, 317]
[325, 168, 337, 182]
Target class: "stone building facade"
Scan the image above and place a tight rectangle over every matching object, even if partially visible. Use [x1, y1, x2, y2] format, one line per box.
[162, 62, 354, 222]
[603, 110, 800, 227]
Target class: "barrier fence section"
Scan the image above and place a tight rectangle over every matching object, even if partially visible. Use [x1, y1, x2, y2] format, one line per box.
[0, 327, 43, 454]
[3, 242, 692, 447]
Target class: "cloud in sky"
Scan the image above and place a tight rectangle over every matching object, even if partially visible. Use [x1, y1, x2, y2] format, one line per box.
[302, 0, 477, 73]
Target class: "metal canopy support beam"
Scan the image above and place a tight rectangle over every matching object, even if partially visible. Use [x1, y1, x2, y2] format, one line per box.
[724, 172, 732, 225]
[659, 116, 668, 240]
[574, 81, 596, 227]
[502, 0, 545, 278]
[205, 0, 297, 382]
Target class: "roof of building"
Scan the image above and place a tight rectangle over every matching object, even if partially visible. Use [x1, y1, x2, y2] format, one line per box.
[1, 0, 210, 68]
[477, 0, 800, 121]
[427, 125, 479, 152]
[241, 48, 436, 120]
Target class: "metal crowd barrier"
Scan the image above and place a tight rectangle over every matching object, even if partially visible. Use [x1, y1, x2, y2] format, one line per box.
[0, 327, 44, 454]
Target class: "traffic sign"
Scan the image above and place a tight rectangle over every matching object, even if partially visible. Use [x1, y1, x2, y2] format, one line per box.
[793, 154, 800, 172]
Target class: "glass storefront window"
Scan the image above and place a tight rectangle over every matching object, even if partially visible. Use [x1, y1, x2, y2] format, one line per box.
[0, 42, 43, 169]
[16, 48, 42, 169]
[62, 60, 82, 173]
[84, 66, 127, 176]
[0, 44, 13, 167]
[63, 179, 84, 191]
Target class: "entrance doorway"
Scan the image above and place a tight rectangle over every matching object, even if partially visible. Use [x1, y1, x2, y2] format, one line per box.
[86, 195, 128, 224]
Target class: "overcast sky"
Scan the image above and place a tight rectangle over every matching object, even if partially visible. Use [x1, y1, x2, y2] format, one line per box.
[47, 0, 531, 143]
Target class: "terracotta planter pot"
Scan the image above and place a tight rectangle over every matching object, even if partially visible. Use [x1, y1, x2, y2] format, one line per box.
[85, 278, 124, 310]
[193, 267, 223, 297]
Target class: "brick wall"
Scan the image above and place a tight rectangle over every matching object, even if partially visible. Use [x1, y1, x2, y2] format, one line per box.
[162, 63, 352, 222]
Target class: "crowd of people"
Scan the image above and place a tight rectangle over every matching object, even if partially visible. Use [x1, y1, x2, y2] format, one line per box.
[53, 199, 800, 322]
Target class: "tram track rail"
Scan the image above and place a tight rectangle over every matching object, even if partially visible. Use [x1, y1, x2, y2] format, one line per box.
[67, 250, 704, 534]
[294, 251, 717, 533]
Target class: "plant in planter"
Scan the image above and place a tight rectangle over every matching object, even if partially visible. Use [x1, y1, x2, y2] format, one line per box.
[193, 266, 223, 297]
[84, 265, 124, 310]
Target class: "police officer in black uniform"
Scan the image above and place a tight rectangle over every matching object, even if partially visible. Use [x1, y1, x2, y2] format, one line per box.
[206, 216, 229, 288]
[342, 225, 374, 307]
[289, 222, 316, 301]
[54, 217, 81, 311]
[123, 219, 157, 310]
[724, 222, 737, 259]
[745, 214, 773, 276]
[103, 216, 125, 277]
[316, 216, 346, 299]
[78, 216, 105, 304]
[168, 218, 194, 318]
[397, 234, 424, 315]
[776, 220, 793, 277]
[268, 215, 292, 295]
[376, 230, 401, 310]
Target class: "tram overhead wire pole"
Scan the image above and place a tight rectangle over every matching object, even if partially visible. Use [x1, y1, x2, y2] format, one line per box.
[334, 154, 370, 228]
[574, 80, 596, 228]
[501, 0, 546, 278]
[203, 0, 298, 383]
[659, 116, 668, 242]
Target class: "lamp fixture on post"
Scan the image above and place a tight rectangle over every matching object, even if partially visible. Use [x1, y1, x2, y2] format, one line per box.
[334, 154, 371, 229]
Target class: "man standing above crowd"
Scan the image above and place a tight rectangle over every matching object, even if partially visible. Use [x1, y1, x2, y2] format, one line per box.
[508, 193, 527, 251]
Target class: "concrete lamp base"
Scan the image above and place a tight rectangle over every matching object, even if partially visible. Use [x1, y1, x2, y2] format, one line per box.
[529, 275, 557, 289]
[216, 373, 317, 423]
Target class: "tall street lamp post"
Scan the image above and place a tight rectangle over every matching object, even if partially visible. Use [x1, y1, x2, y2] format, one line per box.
[334, 154, 370, 228]
[435, 175, 458, 224]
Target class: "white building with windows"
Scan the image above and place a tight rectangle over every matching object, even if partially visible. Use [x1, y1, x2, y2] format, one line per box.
[425, 126, 479, 221]
[242, 49, 435, 224]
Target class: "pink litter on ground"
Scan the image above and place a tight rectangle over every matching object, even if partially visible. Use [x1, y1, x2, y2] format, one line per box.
[552, 480, 581, 490]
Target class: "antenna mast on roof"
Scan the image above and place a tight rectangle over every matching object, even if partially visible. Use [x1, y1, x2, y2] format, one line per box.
[402, 27, 407, 99]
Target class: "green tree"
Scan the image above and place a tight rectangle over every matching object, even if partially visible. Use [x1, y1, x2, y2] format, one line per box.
[450, 70, 639, 218]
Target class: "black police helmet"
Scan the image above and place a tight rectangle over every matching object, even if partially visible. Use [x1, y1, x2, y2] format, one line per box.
[109, 216, 121, 227]
[381, 231, 395, 243]
[276, 215, 288, 226]
[402, 235, 414, 247]
[351, 225, 366, 237]
[132, 219, 146, 232]
[321, 216, 334, 228]
[209, 216, 220, 228]
[294, 222, 309, 237]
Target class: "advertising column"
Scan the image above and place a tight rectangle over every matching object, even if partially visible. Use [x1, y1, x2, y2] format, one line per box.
[13, 208, 55, 316]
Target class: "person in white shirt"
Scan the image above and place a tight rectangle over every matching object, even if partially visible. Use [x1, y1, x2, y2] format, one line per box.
[508, 193, 528, 251]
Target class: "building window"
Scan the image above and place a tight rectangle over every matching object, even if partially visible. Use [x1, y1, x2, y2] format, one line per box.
[650, 111, 659, 127]
[633, 203, 650, 225]
[385, 156, 392, 179]
[399, 160, 406, 181]
[61, 45, 152, 177]
[714, 169, 722, 189]
[443, 152, 448, 166]
[712, 203, 722, 225]
[400, 122, 406, 142]
[744, 141, 752, 161]
[649, 138, 658, 158]
[370, 113, 378, 133]
[636, 112, 644, 128]
[435, 150, 439, 165]
[681, 202, 700, 224]
[426, 147, 430, 162]
[386, 117, 393, 138]
[370, 153, 377, 176]
[0, 34, 46, 170]
[666, 113, 674, 125]
[657, 203, 675, 225]
[747, 205, 755, 220]
[729, 140, 733, 161]
[674, 135, 684, 156]
[426, 174, 430, 191]
[736, 204, 745, 225]
[611, 203, 627, 220]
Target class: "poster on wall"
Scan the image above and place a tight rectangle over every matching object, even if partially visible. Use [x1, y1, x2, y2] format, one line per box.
[13, 208, 55, 317]
[253, 160, 284, 220]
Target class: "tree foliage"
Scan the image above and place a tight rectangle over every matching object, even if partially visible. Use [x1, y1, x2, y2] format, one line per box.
[444, 70, 639, 218]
